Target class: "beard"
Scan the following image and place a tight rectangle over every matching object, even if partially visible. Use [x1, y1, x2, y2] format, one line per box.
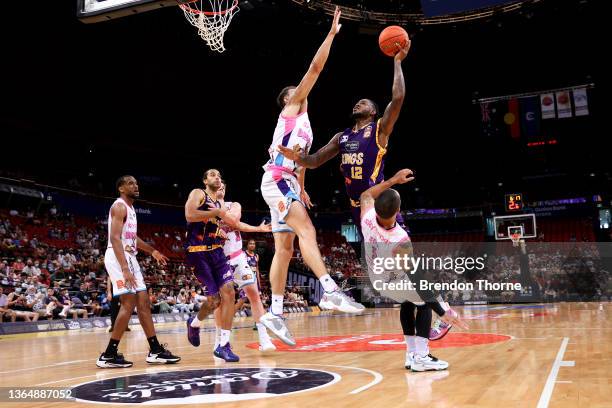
[350, 111, 369, 121]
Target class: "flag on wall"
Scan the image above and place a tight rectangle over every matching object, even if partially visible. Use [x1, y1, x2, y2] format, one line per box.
[556, 91, 573, 118]
[572, 87, 589, 116]
[520, 97, 541, 139]
[540, 93, 556, 119]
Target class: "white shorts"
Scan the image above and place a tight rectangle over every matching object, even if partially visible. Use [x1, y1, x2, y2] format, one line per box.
[261, 171, 302, 233]
[230, 252, 257, 289]
[104, 248, 146, 296]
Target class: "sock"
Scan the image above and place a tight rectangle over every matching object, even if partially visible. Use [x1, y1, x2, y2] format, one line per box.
[190, 317, 202, 328]
[219, 329, 231, 347]
[404, 335, 416, 353]
[256, 322, 270, 342]
[415, 336, 429, 357]
[214, 326, 221, 349]
[271, 294, 284, 315]
[437, 296, 450, 312]
[104, 338, 120, 357]
[319, 274, 339, 293]
[147, 335, 163, 353]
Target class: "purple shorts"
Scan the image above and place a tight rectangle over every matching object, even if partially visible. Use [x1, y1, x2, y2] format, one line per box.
[351, 206, 409, 239]
[186, 248, 232, 296]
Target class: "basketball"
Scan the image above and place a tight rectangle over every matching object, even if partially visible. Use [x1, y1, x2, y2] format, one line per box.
[378, 25, 409, 57]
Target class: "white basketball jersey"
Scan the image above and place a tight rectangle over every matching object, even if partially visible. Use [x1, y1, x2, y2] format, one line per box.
[107, 198, 138, 255]
[361, 207, 410, 272]
[220, 201, 243, 256]
[263, 112, 313, 172]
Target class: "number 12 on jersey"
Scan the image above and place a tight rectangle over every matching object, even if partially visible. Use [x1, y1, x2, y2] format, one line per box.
[351, 166, 363, 180]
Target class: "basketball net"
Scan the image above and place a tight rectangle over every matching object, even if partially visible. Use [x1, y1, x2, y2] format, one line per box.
[510, 233, 521, 247]
[178, 0, 239, 53]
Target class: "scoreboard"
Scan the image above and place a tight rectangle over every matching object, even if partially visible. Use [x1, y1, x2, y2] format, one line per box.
[505, 193, 524, 212]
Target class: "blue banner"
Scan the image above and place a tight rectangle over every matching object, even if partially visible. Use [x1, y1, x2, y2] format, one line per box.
[520, 96, 541, 140]
[421, 0, 518, 17]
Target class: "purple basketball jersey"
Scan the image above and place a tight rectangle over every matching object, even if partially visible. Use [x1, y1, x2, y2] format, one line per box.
[338, 119, 387, 202]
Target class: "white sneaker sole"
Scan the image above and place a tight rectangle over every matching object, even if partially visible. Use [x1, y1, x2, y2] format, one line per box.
[96, 360, 133, 368]
[319, 301, 364, 314]
[146, 356, 180, 364]
[410, 364, 448, 372]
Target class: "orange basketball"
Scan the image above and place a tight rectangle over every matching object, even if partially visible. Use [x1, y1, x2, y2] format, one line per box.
[378, 25, 409, 57]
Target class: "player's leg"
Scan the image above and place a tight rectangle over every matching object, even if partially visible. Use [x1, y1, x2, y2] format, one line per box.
[135, 290, 180, 364]
[260, 231, 297, 346]
[285, 201, 365, 313]
[97, 293, 135, 368]
[186, 252, 221, 347]
[124, 258, 180, 364]
[400, 301, 416, 369]
[244, 283, 275, 351]
[209, 250, 239, 362]
[411, 304, 448, 372]
[230, 253, 275, 350]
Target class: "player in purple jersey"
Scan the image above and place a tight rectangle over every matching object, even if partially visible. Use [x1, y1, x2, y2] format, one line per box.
[278, 42, 411, 237]
[183, 169, 241, 362]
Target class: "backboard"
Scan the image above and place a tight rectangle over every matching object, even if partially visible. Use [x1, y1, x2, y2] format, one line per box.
[493, 213, 537, 240]
[77, 0, 181, 23]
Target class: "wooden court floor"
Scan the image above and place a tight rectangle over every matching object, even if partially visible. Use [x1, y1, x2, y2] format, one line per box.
[0, 302, 609, 408]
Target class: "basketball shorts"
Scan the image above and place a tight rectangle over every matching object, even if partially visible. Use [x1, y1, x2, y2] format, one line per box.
[186, 247, 233, 296]
[229, 252, 257, 289]
[104, 248, 146, 297]
[261, 170, 303, 233]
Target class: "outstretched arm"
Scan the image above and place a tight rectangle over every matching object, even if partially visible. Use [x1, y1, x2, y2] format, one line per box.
[277, 132, 341, 169]
[282, 7, 342, 116]
[222, 202, 272, 233]
[359, 169, 414, 219]
[378, 41, 411, 147]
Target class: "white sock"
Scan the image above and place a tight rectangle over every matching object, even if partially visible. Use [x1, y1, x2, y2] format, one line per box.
[415, 336, 429, 357]
[190, 317, 202, 328]
[256, 322, 270, 342]
[214, 326, 221, 349]
[271, 294, 284, 315]
[404, 335, 416, 353]
[319, 274, 339, 293]
[219, 329, 231, 347]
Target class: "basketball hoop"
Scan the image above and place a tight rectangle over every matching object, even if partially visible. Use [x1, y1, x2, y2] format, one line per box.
[178, 0, 239, 53]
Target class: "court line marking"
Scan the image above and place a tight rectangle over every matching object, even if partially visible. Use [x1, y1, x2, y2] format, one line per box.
[36, 363, 382, 395]
[536, 337, 571, 408]
[0, 359, 89, 375]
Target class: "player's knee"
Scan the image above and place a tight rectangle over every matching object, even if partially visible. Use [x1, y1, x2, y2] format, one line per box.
[210, 294, 222, 309]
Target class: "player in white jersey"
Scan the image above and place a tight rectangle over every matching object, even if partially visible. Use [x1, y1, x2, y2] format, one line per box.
[97, 175, 180, 368]
[213, 182, 276, 352]
[259, 7, 365, 346]
[359, 169, 466, 372]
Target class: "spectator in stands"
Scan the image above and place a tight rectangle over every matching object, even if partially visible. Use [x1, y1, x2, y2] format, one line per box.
[154, 288, 172, 314]
[6, 287, 39, 321]
[68, 294, 89, 319]
[12, 257, 25, 273]
[0, 286, 17, 322]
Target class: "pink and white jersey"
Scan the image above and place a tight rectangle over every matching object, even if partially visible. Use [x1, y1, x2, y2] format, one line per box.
[361, 207, 410, 270]
[107, 198, 138, 255]
[220, 202, 243, 257]
[263, 112, 313, 173]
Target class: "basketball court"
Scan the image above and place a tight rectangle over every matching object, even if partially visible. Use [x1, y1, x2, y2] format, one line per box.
[0, 303, 607, 407]
[0, 0, 607, 407]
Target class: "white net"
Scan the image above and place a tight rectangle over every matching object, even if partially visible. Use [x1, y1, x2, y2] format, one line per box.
[179, 0, 239, 53]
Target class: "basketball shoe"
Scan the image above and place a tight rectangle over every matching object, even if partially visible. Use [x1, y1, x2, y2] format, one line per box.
[96, 352, 133, 368]
[146, 344, 181, 364]
[318, 290, 365, 313]
[429, 308, 458, 341]
[411, 354, 449, 372]
[260, 312, 296, 346]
